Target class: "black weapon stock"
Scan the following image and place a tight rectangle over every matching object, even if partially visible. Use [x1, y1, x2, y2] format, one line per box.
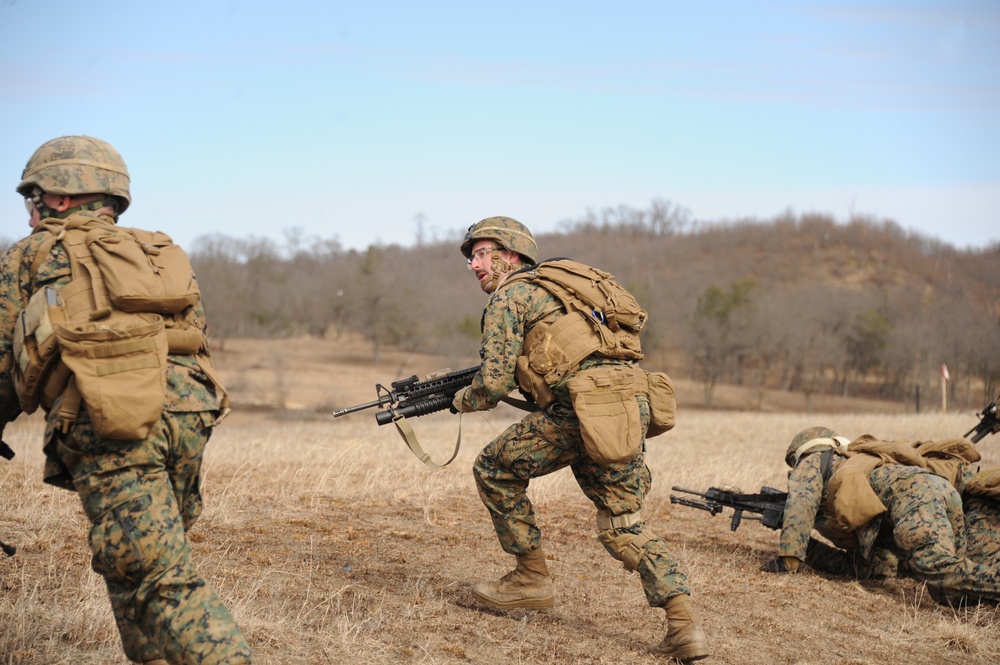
[964, 397, 999, 443]
[670, 485, 787, 531]
[332, 365, 480, 425]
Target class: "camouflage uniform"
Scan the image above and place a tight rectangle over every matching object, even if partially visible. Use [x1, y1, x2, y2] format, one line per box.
[465, 279, 691, 606]
[0, 214, 252, 664]
[957, 465, 1000, 570]
[780, 452, 1000, 605]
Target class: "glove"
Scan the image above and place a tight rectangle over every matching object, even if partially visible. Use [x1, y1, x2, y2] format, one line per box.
[450, 386, 475, 414]
[760, 556, 801, 574]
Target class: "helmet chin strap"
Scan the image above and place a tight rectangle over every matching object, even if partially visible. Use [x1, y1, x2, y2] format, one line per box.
[485, 251, 516, 293]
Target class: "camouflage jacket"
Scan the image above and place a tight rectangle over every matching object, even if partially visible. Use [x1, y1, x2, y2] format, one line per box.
[0, 211, 221, 426]
[464, 279, 564, 411]
[779, 452, 947, 562]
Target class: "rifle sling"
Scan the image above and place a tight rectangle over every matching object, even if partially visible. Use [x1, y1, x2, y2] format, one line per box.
[391, 413, 463, 469]
[390, 394, 537, 469]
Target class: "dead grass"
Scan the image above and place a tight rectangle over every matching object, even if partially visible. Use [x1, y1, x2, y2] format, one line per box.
[1, 335, 998, 664]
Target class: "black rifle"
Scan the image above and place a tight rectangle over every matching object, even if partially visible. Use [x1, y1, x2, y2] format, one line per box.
[964, 397, 999, 443]
[332, 365, 481, 425]
[669, 485, 787, 531]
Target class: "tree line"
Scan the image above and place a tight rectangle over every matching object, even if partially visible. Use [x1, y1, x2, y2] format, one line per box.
[3, 201, 998, 411]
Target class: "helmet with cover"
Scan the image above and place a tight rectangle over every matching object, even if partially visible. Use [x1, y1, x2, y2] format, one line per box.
[460, 216, 537, 265]
[785, 426, 850, 468]
[16, 135, 131, 213]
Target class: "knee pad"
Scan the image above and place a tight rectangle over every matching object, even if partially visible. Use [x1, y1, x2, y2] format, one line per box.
[598, 526, 657, 572]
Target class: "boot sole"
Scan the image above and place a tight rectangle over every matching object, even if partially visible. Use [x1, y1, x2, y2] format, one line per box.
[647, 644, 710, 661]
[470, 588, 554, 610]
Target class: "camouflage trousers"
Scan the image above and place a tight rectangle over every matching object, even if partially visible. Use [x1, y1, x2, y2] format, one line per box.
[472, 397, 691, 607]
[874, 471, 1000, 605]
[964, 496, 1000, 570]
[48, 408, 252, 664]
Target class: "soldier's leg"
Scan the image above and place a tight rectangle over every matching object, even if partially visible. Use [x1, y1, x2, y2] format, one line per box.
[571, 397, 690, 605]
[472, 407, 578, 554]
[573, 397, 707, 660]
[574, 448, 692, 606]
[964, 496, 1000, 569]
[55, 411, 252, 665]
[470, 408, 579, 609]
[891, 474, 1000, 605]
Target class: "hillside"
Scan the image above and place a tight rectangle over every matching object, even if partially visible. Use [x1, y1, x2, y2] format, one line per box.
[191, 211, 1000, 415]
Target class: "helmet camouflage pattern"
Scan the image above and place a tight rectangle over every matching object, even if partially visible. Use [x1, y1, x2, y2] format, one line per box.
[460, 216, 537, 264]
[785, 426, 841, 468]
[17, 135, 131, 212]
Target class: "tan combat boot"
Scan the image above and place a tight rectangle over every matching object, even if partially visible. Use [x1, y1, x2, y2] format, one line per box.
[648, 594, 710, 661]
[471, 548, 554, 610]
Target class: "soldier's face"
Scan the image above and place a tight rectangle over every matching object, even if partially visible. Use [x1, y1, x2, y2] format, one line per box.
[468, 240, 517, 294]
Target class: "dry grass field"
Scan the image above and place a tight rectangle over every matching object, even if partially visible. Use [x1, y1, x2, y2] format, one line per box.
[1, 335, 998, 665]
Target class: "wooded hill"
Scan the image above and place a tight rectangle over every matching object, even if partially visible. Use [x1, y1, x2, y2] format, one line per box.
[183, 204, 999, 412]
[6, 203, 998, 411]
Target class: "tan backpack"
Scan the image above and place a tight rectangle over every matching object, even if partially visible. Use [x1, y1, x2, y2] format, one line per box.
[505, 259, 676, 439]
[13, 214, 227, 439]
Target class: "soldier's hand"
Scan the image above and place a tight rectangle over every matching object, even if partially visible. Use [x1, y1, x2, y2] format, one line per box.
[450, 386, 475, 414]
[760, 556, 801, 574]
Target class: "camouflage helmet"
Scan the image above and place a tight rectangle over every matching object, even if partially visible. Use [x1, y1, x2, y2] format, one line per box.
[785, 426, 847, 468]
[16, 135, 131, 213]
[460, 216, 537, 264]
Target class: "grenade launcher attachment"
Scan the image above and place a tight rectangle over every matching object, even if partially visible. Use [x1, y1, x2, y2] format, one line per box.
[332, 365, 480, 426]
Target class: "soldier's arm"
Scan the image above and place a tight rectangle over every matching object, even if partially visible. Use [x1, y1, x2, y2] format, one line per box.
[777, 454, 826, 562]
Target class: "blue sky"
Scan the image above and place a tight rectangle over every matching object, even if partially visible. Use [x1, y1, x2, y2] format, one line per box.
[1, 1, 997, 252]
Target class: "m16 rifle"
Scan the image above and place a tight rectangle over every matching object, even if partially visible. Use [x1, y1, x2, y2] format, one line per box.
[333, 365, 481, 425]
[964, 396, 999, 443]
[669, 485, 787, 531]
[332, 366, 481, 468]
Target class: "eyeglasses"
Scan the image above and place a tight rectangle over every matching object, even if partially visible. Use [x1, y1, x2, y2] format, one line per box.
[24, 198, 36, 214]
[467, 246, 499, 265]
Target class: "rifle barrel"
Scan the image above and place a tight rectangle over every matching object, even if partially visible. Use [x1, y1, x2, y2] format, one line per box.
[332, 397, 388, 418]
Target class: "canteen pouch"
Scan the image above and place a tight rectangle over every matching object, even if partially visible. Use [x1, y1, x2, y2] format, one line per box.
[55, 313, 168, 439]
[86, 227, 200, 314]
[644, 370, 677, 438]
[567, 365, 642, 465]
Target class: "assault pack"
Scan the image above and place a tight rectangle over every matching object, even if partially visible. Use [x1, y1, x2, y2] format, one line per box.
[504, 258, 675, 448]
[504, 257, 647, 385]
[12, 213, 228, 440]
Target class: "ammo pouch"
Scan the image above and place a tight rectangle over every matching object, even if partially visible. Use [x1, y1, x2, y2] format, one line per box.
[644, 370, 676, 438]
[566, 365, 642, 465]
[55, 313, 168, 440]
[515, 311, 601, 408]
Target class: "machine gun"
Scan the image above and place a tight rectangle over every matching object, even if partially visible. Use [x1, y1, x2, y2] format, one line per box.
[964, 396, 999, 443]
[333, 365, 481, 425]
[669, 485, 787, 531]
